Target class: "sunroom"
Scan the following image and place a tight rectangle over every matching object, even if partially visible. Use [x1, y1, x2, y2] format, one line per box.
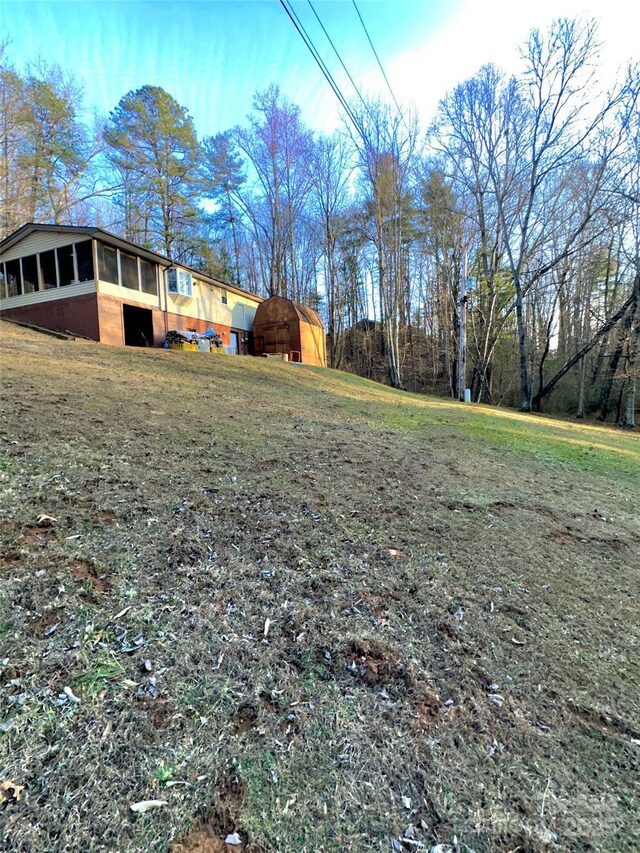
[0, 237, 163, 302]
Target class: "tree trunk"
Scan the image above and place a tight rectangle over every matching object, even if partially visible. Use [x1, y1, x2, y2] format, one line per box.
[515, 276, 531, 411]
[532, 273, 640, 411]
[598, 291, 638, 421]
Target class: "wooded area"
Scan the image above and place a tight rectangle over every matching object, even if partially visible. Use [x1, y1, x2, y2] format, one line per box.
[1, 19, 638, 422]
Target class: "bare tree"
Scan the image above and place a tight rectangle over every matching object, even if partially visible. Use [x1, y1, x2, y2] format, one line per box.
[232, 86, 314, 297]
[347, 100, 421, 389]
[492, 19, 634, 410]
[309, 133, 352, 366]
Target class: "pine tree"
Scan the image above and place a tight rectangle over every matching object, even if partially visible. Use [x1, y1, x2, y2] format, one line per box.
[105, 86, 200, 258]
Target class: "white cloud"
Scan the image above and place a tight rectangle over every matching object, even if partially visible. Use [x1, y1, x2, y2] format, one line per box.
[383, 0, 634, 126]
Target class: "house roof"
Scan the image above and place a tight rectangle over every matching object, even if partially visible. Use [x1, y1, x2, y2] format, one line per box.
[0, 223, 263, 304]
[0, 223, 171, 266]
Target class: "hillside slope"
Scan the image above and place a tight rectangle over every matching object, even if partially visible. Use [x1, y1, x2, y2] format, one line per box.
[1, 321, 639, 853]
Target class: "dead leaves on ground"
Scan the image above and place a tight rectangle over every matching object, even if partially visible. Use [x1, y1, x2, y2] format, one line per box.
[0, 779, 24, 807]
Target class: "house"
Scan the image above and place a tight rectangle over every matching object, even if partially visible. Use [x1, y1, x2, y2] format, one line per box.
[253, 295, 326, 367]
[0, 224, 262, 353]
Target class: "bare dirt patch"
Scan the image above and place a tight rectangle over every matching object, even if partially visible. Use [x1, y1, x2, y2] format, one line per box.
[567, 700, 640, 743]
[549, 528, 626, 551]
[70, 559, 112, 595]
[30, 606, 64, 637]
[137, 697, 176, 730]
[345, 638, 413, 692]
[20, 523, 54, 548]
[171, 778, 255, 853]
[414, 692, 441, 733]
[233, 703, 259, 734]
[89, 509, 117, 524]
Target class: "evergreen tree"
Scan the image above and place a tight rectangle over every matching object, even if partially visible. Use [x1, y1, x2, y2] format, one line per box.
[105, 85, 200, 258]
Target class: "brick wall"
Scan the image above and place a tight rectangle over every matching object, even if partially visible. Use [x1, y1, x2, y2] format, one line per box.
[3, 293, 249, 351]
[97, 295, 168, 347]
[1, 294, 100, 340]
[165, 312, 234, 350]
[97, 294, 124, 346]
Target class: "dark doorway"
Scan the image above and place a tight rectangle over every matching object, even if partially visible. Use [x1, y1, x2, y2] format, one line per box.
[123, 304, 154, 347]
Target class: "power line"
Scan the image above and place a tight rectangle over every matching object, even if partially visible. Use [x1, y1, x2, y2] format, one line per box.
[306, 0, 369, 115]
[351, 0, 404, 119]
[278, 0, 364, 137]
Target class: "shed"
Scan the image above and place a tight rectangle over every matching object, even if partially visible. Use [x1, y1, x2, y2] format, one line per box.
[253, 296, 326, 367]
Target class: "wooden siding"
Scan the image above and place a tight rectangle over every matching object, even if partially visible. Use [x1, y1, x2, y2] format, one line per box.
[253, 296, 326, 367]
[0, 231, 93, 263]
[96, 294, 125, 346]
[97, 294, 167, 347]
[299, 320, 327, 367]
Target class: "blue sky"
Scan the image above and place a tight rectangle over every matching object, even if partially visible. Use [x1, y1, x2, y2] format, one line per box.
[2, 0, 635, 137]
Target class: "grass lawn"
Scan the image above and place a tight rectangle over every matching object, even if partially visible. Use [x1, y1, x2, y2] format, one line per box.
[1, 320, 639, 852]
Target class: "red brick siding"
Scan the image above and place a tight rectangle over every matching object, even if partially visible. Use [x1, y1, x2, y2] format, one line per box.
[97, 295, 167, 347]
[165, 312, 235, 349]
[2, 293, 250, 351]
[152, 310, 167, 347]
[1, 294, 100, 340]
[96, 294, 124, 346]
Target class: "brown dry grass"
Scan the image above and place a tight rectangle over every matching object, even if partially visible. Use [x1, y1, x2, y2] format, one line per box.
[0, 320, 639, 852]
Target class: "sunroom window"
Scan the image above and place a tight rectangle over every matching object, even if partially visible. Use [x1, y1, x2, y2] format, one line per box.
[5, 259, 21, 297]
[140, 259, 158, 295]
[57, 245, 75, 286]
[120, 252, 138, 290]
[97, 243, 119, 284]
[21, 255, 38, 293]
[75, 240, 94, 282]
[40, 249, 57, 289]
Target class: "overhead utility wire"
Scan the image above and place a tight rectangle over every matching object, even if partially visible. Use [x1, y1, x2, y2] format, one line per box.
[306, 0, 370, 115]
[278, 0, 364, 137]
[351, 0, 404, 119]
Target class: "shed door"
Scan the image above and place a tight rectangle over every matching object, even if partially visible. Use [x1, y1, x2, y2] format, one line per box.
[263, 323, 289, 353]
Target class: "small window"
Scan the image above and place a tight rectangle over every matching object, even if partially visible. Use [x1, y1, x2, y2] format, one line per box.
[120, 252, 139, 290]
[140, 259, 158, 295]
[40, 249, 57, 289]
[5, 259, 21, 297]
[21, 255, 39, 293]
[57, 245, 75, 286]
[221, 288, 228, 305]
[97, 243, 118, 284]
[75, 240, 94, 282]
[177, 270, 192, 297]
[167, 269, 192, 296]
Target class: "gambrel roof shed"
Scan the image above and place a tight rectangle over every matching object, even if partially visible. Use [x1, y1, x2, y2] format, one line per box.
[252, 295, 326, 367]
